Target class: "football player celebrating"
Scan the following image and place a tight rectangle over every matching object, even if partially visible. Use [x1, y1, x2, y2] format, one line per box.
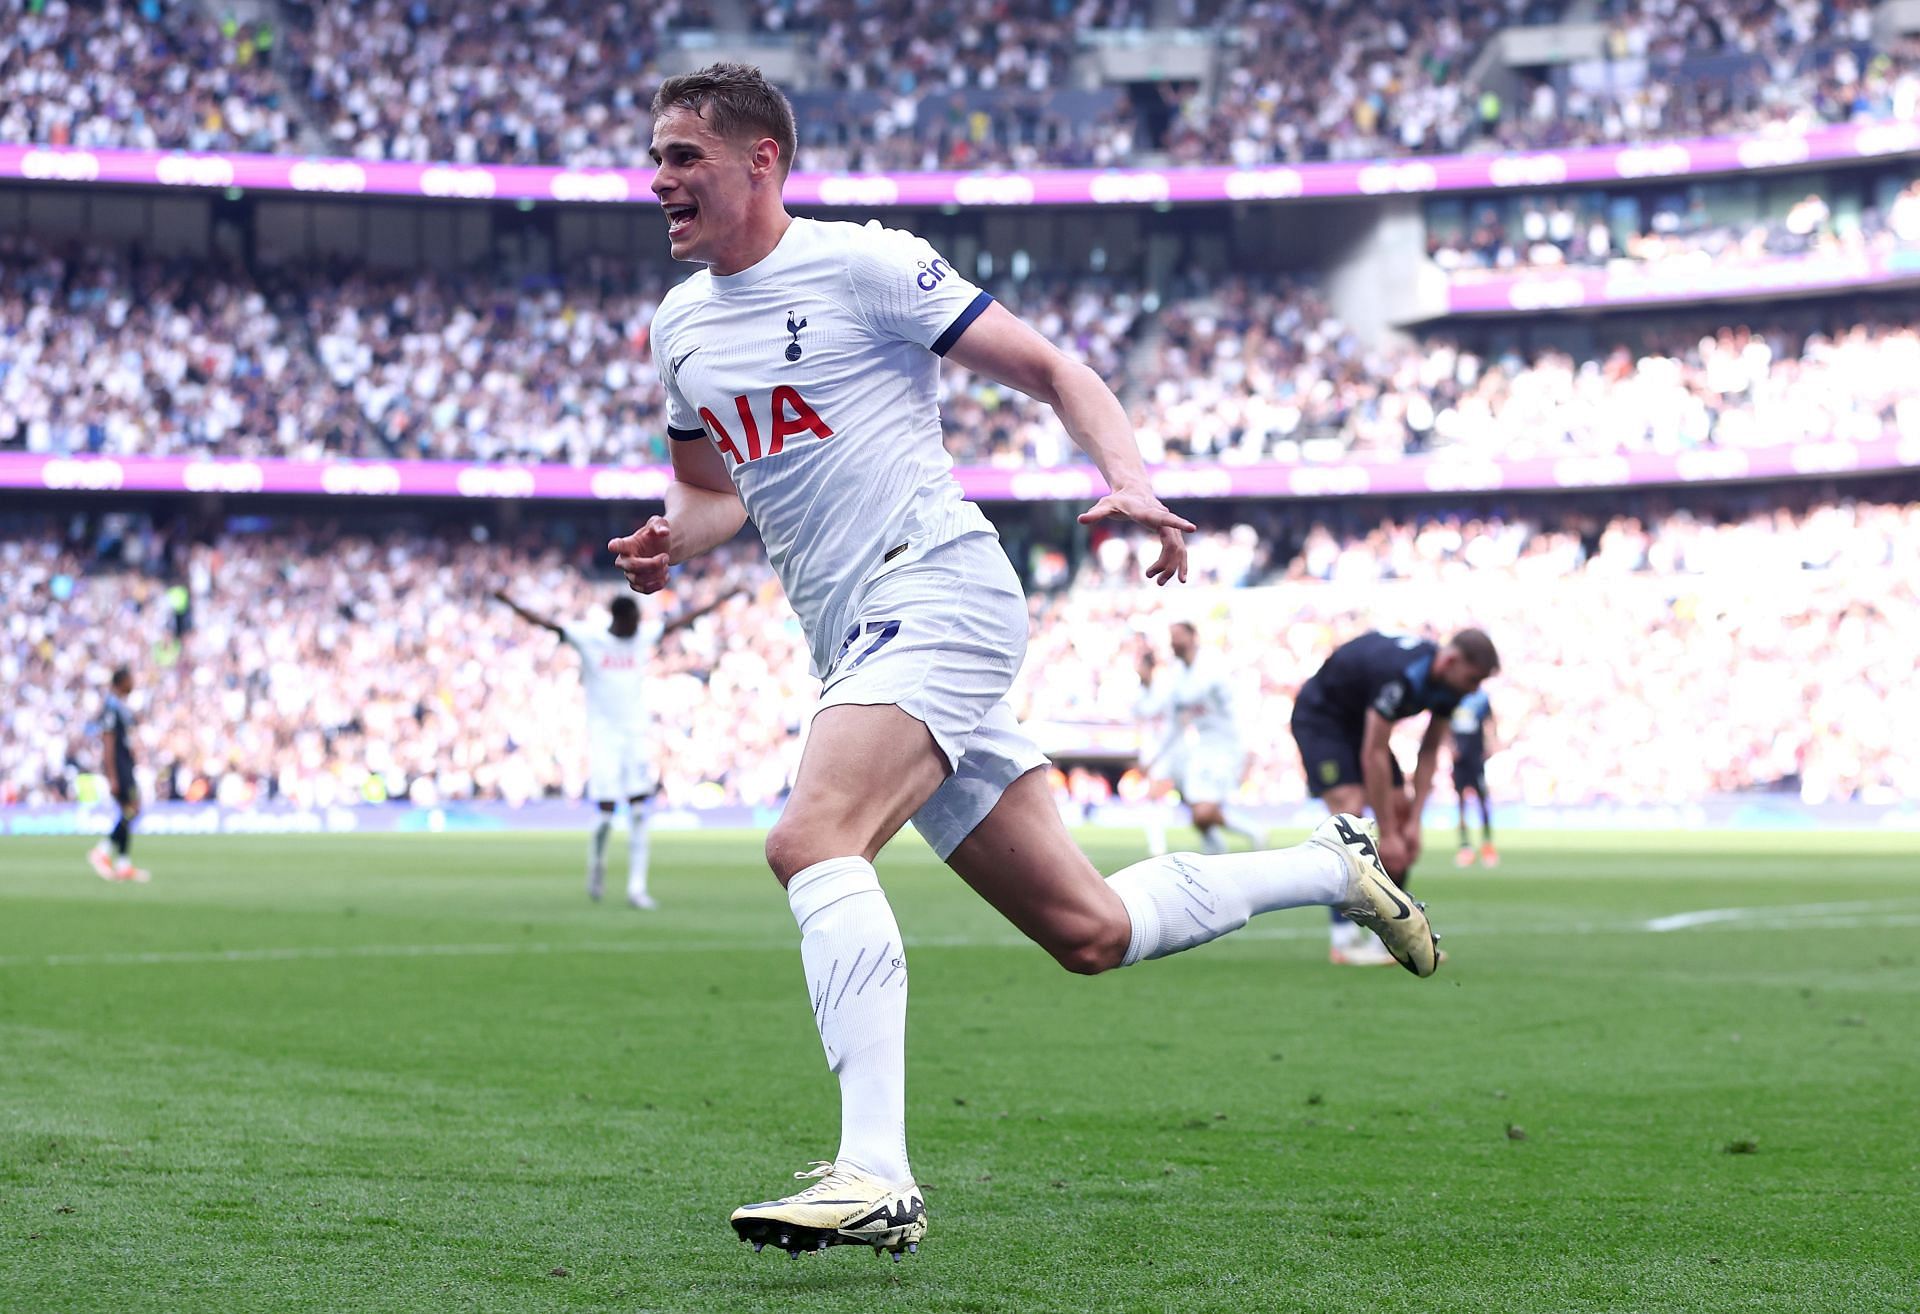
[610, 63, 1442, 1261]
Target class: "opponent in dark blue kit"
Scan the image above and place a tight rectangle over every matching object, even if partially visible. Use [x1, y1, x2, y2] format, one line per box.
[1291, 631, 1499, 965]
[87, 666, 150, 884]
[1449, 689, 1500, 868]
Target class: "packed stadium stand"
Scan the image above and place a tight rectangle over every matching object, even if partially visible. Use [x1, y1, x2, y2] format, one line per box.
[4, 0, 1917, 165]
[5, 487, 1916, 814]
[5, 235, 1917, 468]
[4, 0, 1919, 837]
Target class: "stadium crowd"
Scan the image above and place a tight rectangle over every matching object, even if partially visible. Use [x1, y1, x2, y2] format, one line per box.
[3, 0, 1918, 167]
[5, 491, 1915, 815]
[1430, 173, 1920, 272]
[5, 238, 1916, 468]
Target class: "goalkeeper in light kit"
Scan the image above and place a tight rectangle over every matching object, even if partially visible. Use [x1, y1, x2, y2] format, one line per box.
[610, 62, 1442, 1261]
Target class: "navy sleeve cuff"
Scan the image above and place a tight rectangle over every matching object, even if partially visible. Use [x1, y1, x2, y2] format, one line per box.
[931, 290, 994, 356]
[668, 425, 707, 442]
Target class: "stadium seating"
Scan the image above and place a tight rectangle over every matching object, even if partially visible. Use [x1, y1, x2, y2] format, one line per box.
[3, 0, 1915, 166]
[6, 492, 1915, 811]
[5, 238, 1914, 467]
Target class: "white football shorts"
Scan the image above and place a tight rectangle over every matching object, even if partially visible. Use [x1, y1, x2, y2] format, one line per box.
[815, 533, 1048, 858]
[1175, 744, 1244, 805]
[587, 729, 658, 802]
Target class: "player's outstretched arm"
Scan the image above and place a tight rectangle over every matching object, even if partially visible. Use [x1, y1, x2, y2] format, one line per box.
[491, 591, 564, 636]
[660, 582, 750, 636]
[609, 435, 747, 594]
[1360, 709, 1411, 876]
[1406, 715, 1450, 863]
[945, 303, 1194, 586]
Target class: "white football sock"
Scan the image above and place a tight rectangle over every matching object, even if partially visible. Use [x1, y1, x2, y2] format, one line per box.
[626, 801, 652, 899]
[787, 857, 911, 1184]
[1144, 814, 1168, 857]
[1198, 824, 1227, 855]
[1107, 843, 1347, 966]
[1221, 807, 1262, 845]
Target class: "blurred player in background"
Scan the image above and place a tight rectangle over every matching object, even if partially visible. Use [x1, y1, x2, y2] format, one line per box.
[1291, 630, 1498, 965]
[1450, 689, 1499, 868]
[87, 666, 149, 884]
[494, 588, 736, 907]
[1135, 622, 1260, 855]
[610, 62, 1440, 1262]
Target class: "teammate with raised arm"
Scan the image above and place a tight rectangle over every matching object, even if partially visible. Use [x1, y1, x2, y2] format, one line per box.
[1135, 621, 1261, 854]
[610, 63, 1441, 1260]
[494, 587, 737, 907]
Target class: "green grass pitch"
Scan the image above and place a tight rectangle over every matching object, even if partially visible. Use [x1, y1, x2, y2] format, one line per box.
[3, 828, 1918, 1313]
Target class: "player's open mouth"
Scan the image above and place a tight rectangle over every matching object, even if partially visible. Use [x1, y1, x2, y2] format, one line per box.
[665, 204, 698, 238]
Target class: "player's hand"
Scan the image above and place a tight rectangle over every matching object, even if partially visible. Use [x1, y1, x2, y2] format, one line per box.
[1078, 487, 1195, 586]
[608, 517, 672, 594]
[1377, 832, 1411, 880]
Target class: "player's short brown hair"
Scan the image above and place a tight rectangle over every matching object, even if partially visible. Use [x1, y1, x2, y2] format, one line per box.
[1450, 628, 1500, 675]
[651, 62, 797, 177]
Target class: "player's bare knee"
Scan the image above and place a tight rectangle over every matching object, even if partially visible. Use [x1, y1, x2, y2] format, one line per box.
[1050, 912, 1130, 976]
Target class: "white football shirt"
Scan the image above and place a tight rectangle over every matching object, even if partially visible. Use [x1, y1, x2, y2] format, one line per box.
[1166, 657, 1240, 756]
[650, 217, 999, 677]
[562, 626, 650, 738]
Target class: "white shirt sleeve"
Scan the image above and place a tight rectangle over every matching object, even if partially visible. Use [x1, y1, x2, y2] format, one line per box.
[844, 221, 994, 355]
[650, 317, 704, 438]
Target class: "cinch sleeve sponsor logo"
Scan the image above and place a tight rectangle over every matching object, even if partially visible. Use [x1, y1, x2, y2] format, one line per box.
[1552, 455, 1634, 487]
[1149, 468, 1235, 498]
[1854, 122, 1920, 158]
[182, 461, 264, 493]
[1789, 441, 1861, 474]
[320, 463, 402, 495]
[1422, 461, 1505, 492]
[1089, 173, 1170, 205]
[420, 166, 497, 199]
[1505, 276, 1589, 310]
[289, 161, 369, 193]
[1288, 466, 1372, 496]
[952, 175, 1036, 206]
[1356, 161, 1438, 194]
[456, 467, 539, 498]
[550, 172, 631, 203]
[1614, 144, 1691, 178]
[1488, 154, 1569, 188]
[42, 458, 124, 490]
[1675, 449, 1751, 481]
[1008, 470, 1100, 500]
[22, 149, 101, 181]
[1224, 168, 1304, 200]
[1736, 136, 1811, 170]
[155, 155, 236, 188]
[816, 176, 900, 206]
[588, 468, 672, 500]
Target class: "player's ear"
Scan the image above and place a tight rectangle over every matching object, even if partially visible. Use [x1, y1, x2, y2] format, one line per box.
[748, 136, 782, 182]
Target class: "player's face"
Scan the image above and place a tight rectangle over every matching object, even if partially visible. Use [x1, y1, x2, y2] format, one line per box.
[1169, 626, 1197, 662]
[1435, 649, 1490, 694]
[650, 106, 751, 265]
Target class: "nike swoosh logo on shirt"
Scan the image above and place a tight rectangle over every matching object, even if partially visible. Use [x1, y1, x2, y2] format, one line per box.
[671, 347, 700, 372]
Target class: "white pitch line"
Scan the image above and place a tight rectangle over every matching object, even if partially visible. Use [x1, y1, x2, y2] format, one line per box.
[1643, 900, 1897, 932]
[6, 905, 1920, 971]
